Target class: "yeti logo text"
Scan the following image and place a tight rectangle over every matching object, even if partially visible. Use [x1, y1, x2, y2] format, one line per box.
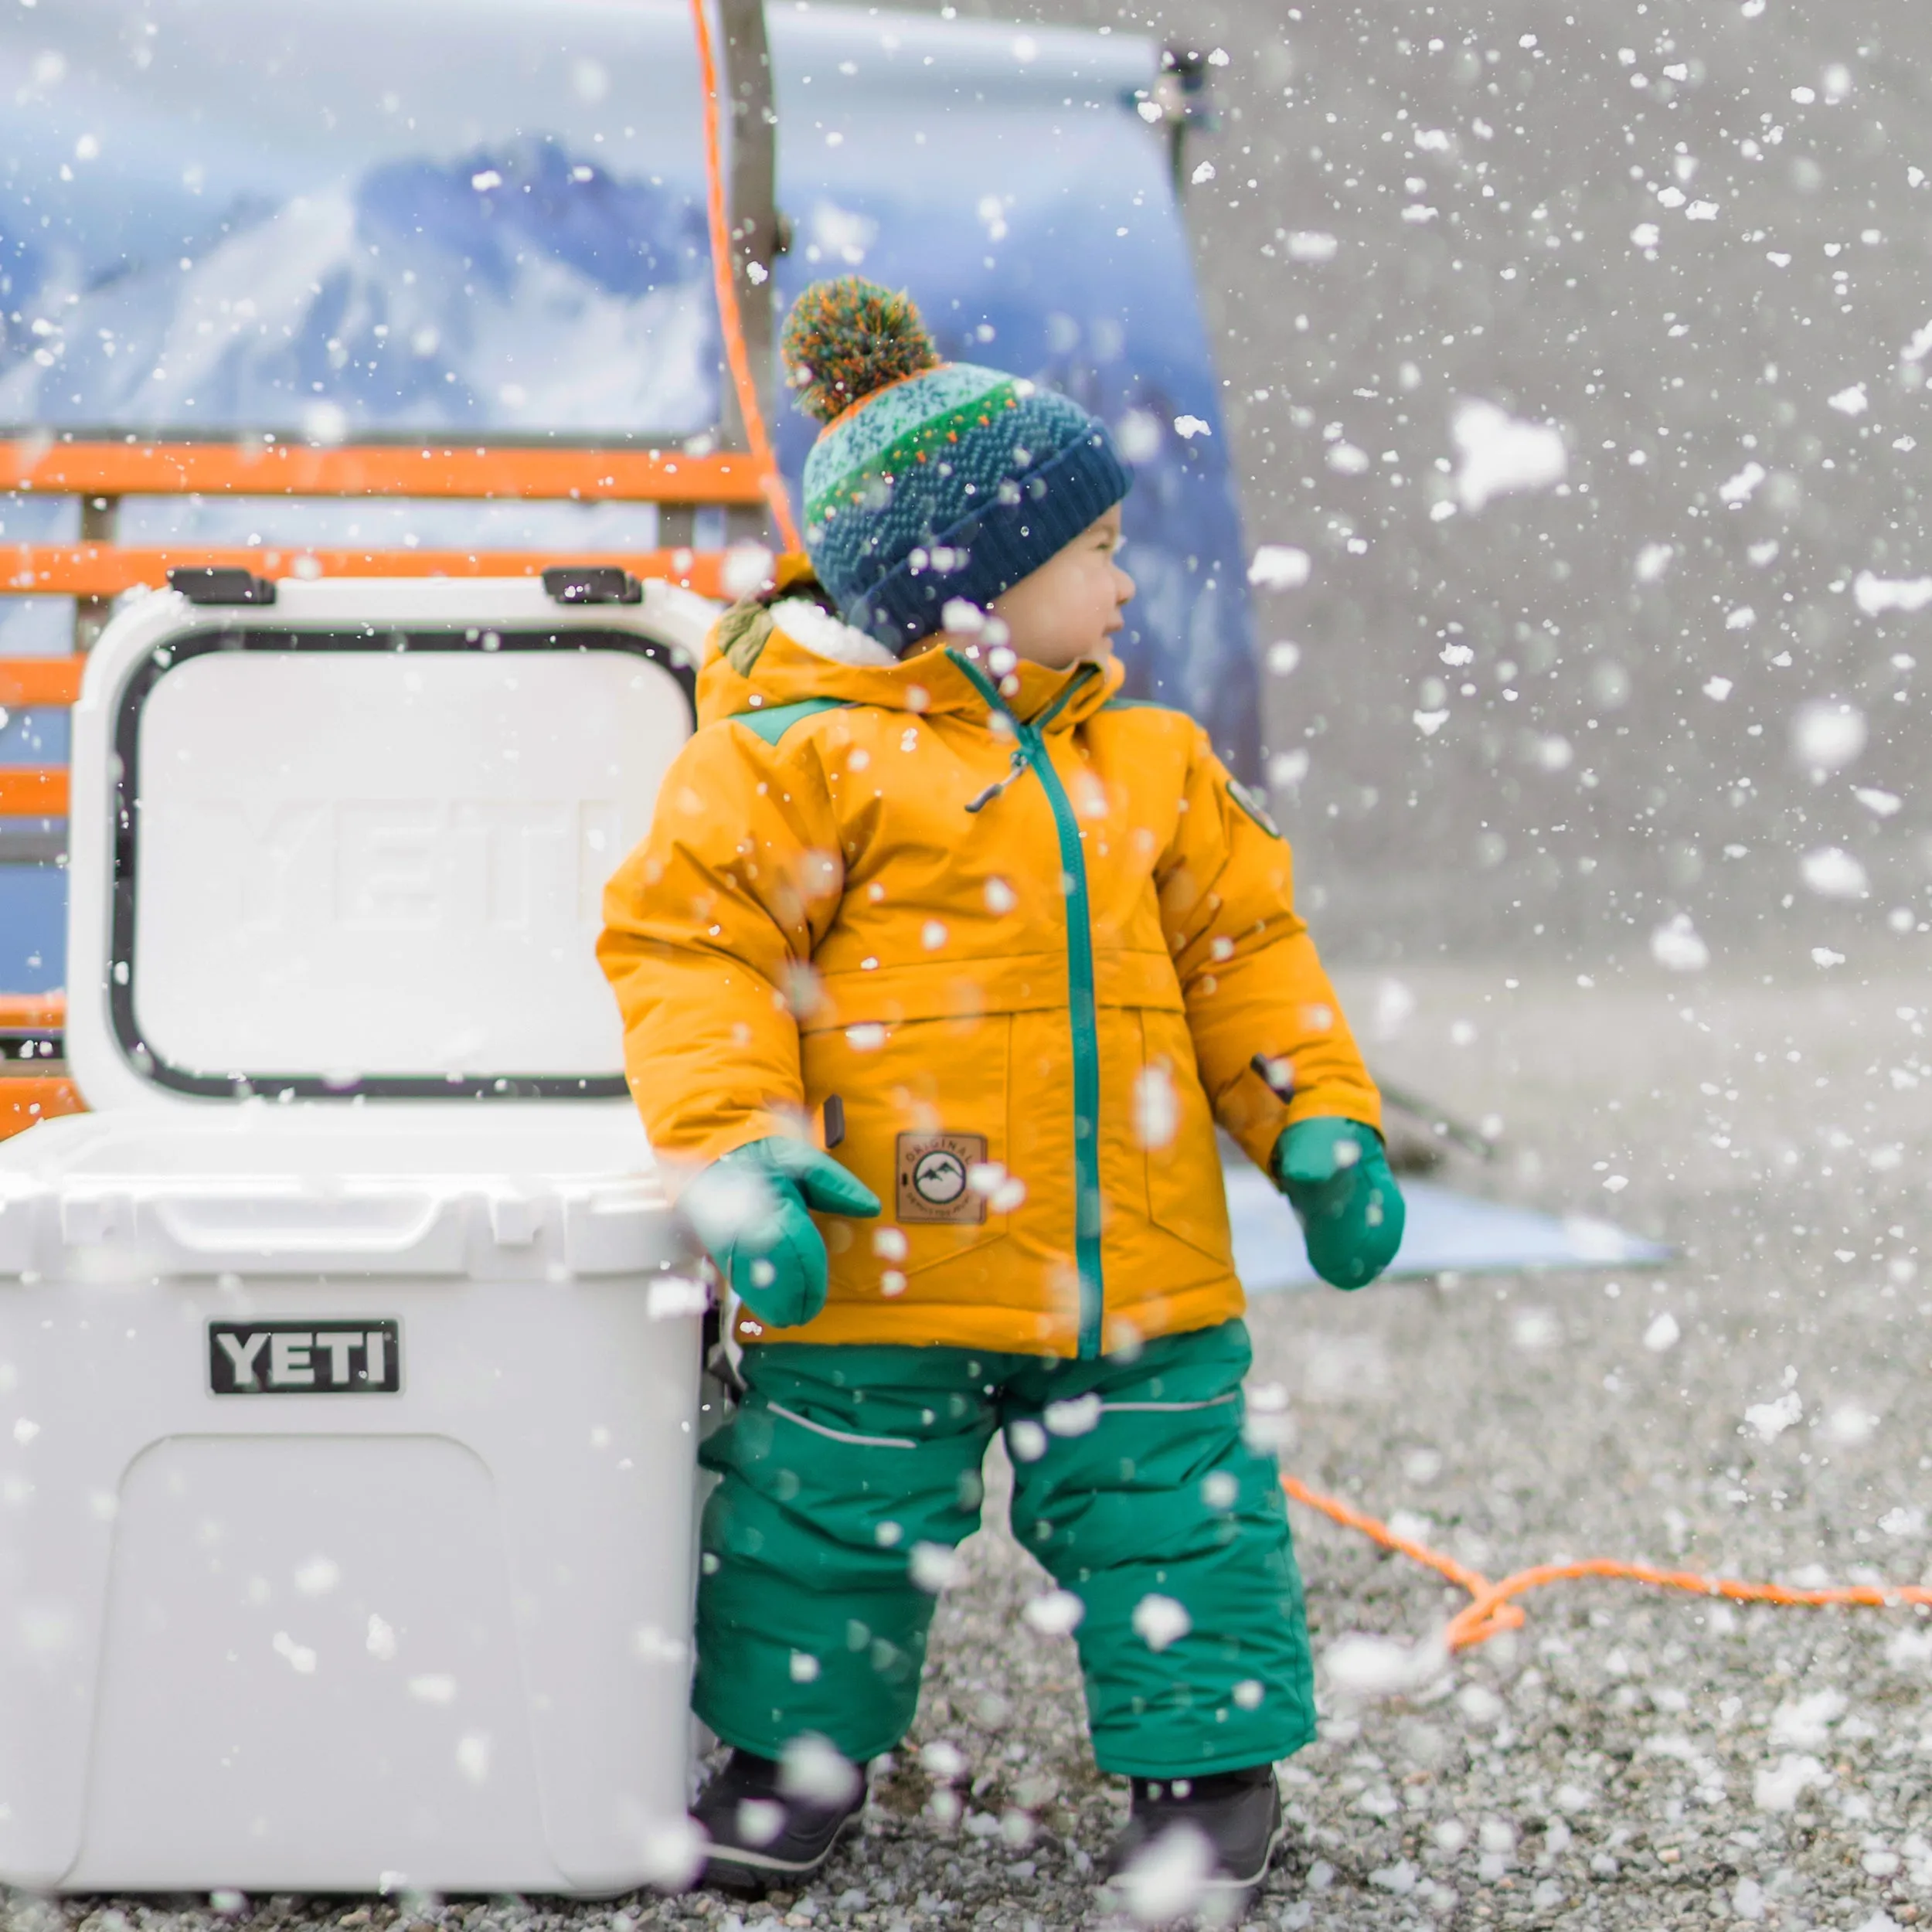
[209, 1321, 402, 1395]
[184, 798, 621, 933]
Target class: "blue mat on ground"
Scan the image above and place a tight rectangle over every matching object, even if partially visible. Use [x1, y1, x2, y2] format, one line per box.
[1226, 1162, 1670, 1294]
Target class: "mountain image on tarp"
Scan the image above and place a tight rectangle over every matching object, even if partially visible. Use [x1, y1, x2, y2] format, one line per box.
[0, 138, 717, 437]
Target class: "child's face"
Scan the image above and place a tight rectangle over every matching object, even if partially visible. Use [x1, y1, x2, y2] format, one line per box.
[988, 506, 1134, 669]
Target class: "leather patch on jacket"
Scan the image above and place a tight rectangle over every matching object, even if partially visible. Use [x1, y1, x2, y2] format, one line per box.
[896, 1132, 988, 1223]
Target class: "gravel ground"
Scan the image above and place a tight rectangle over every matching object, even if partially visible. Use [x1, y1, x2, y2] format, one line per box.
[9, 955, 1932, 1931]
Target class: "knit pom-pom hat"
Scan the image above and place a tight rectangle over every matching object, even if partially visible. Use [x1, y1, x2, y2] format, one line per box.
[781, 276, 1131, 651]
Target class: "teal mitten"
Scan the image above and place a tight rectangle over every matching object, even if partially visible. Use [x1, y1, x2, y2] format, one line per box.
[1271, 1118, 1406, 1290]
[680, 1138, 881, 1328]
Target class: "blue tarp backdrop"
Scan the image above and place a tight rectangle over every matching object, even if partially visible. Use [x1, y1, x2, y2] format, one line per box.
[0, 2, 1262, 992]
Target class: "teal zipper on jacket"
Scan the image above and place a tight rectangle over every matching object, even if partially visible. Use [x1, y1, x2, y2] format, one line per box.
[948, 650, 1106, 1358]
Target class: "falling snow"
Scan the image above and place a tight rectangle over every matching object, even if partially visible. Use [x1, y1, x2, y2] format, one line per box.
[1450, 400, 1568, 512]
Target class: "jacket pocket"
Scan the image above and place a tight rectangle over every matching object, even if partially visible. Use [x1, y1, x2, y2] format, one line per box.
[801, 1013, 1013, 1284]
[1136, 1008, 1235, 1264]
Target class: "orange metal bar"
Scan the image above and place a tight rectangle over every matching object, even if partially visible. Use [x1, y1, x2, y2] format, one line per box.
[0, 658, 83, 706]
[4, 544, 730, 601]
[0, 769, 70, 814]
[0, 993, 64, 1029]
[0, 1076, 83, 1140]
[0, 440, 767, 505]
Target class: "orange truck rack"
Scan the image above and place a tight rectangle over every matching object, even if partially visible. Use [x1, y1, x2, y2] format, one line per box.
[0, 437, 769, 503]
[1, 435, 764, 611]
[0, 432, 765, 841]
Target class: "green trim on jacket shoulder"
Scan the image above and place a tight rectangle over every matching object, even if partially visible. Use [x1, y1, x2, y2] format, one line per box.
[730, 696, 854, 747]
[1225, 776, 1283, 838]
[1100, 696, 1175, 712]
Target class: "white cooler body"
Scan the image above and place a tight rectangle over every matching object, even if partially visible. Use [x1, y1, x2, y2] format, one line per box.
[0, 576, 717, 1894]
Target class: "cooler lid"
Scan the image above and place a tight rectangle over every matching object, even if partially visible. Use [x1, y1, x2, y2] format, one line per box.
[0, 1111, 682, 1283]
[63, 577, 710, 1114]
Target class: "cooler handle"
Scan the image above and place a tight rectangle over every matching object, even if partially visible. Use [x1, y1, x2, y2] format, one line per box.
[139, 1190, 468, 1277]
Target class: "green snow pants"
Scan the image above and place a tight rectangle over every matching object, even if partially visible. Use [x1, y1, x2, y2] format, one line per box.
[693, 1319, 1316, 1777]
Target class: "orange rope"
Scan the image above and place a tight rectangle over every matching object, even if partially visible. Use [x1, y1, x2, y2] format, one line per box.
[689, 0, 803, 556]
[1282, 1474, 1932, 1652]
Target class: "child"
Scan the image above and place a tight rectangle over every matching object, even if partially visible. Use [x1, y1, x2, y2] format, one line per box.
[597, 278, 1405, 1900]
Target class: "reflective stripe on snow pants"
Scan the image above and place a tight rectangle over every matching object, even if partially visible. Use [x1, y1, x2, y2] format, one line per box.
[692, 1318, 1316, 1776]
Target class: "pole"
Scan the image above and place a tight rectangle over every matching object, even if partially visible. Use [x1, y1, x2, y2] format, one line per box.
[691, 0, 798, 551]
[719, 0, 781, 431]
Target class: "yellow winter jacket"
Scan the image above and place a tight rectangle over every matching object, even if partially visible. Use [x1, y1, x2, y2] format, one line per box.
[597, 596, 1382, 1359]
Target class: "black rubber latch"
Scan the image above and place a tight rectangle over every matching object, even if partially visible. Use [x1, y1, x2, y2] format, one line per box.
[168, 566, 277, 606]
[543, 566, 643, 606]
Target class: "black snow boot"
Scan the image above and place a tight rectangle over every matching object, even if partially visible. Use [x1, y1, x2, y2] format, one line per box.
[1104, 1764, 1285, 1903]
[691, 1747, 867, 1894]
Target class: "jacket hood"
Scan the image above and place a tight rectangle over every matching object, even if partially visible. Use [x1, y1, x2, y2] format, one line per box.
[695, 595, 1125, 731]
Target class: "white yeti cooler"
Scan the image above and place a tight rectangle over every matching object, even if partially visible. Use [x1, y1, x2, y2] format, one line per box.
[0, 570, 714, 1896]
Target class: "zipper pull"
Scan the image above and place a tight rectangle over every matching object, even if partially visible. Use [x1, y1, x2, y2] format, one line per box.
[965, 745, 1032, 814]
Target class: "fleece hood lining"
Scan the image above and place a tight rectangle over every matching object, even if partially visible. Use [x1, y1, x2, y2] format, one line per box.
[769, 598, 899, 668]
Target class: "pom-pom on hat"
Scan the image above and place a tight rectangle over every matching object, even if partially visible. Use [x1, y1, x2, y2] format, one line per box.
[781, 276, 1131, 652]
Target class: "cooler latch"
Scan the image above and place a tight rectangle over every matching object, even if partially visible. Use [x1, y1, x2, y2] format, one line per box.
[168, 566, 278, 606]
[542, 566, 643, 606]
